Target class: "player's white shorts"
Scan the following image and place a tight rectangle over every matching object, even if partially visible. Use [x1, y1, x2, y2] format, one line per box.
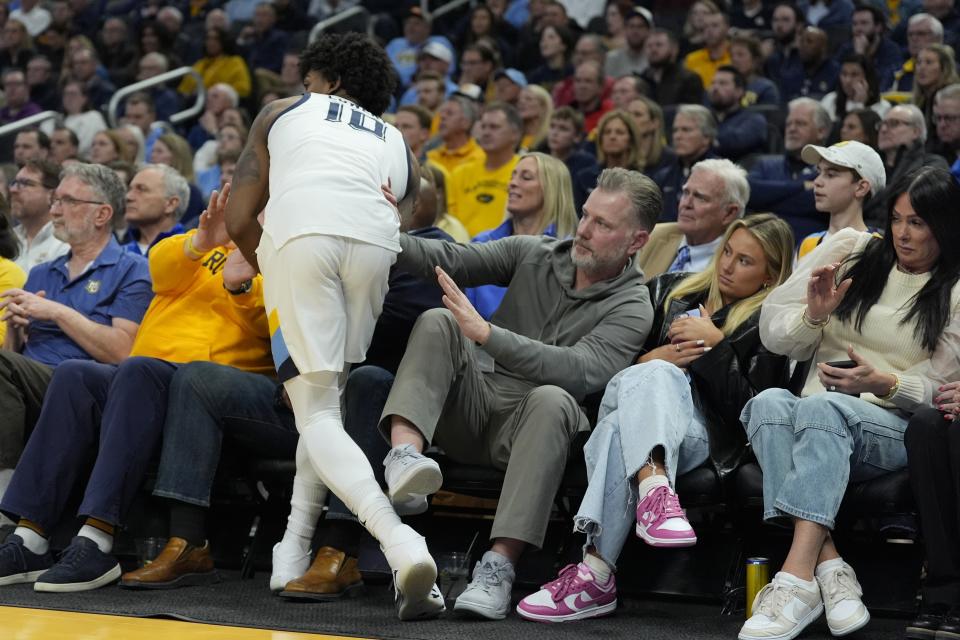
[257, 231, 397, 381]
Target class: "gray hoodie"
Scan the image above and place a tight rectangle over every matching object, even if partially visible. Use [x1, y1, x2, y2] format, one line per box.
[397, 234, 654, 401]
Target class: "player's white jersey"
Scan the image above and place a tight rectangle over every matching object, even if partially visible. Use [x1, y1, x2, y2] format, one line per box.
[262, 93, 410, 252]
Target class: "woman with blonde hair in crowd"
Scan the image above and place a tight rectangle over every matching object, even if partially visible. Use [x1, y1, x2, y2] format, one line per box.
[150, 132, 205, 226]
[518, 210, 796, 622]
[116, 125, 145, 165]
[518, 84, 553, 151]
[466, 152, 578, 319]
[913, 44, 960, 145]
[421, 163, 470, 243]
[87, 129, 125, 165]
[627, 96, 676, 176]
[573, 109, 643, 211]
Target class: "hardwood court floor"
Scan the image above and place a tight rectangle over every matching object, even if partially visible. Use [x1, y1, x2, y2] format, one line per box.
[0, 606, 368, 639]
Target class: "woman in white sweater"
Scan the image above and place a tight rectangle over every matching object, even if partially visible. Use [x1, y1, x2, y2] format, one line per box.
[739, 166, 960, 640]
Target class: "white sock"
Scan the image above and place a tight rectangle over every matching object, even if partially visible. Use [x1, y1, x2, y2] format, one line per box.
[778, 570, 819, 592]
[13, 526, 48, 555]
[78, 524, 113, 554]
[638, 472, 670, 497]
[583, 552, 612, 583]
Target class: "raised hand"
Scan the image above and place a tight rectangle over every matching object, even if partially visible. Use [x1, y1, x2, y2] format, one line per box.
[806, 262, 852, 322]
[194, 182, 233, 253]
[435, 265, 491, 344]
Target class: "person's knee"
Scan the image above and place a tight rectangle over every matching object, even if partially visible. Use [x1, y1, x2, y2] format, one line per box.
[742, 388, 796, 441]
[410, 307, 457, 341]
[521, 385, 586, 437]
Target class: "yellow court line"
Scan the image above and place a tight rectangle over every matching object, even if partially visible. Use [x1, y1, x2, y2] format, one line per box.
[0, 606, 370, 640]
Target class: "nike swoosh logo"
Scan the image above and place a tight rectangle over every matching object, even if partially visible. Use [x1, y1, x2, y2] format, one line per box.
[563, 591, 597, 611]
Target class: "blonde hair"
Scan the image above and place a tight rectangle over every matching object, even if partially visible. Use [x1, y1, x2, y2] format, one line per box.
[519, 152, 577, 238]
[665, 213, 794, 336]
[155, 132, 196, 182]
[914, 43, 960, 110]
[628, 95, 666, 169]
[521, 84, 554, 150]
[596, 109, 643, 170]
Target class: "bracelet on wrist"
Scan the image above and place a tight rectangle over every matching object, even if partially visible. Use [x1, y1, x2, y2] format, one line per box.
[801, 309, 830, 329]
[876, 373, 900, 401]
[184, 235, 206, 260]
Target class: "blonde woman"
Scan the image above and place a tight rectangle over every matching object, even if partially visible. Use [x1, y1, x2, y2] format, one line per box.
[913, 44, 960, 141]
[627, 96, 676, 175]
[573, 109, 644, 211]
[466, 152, 577, 318]
[518, 213, 795, 622]
[149, 132, 205, 226]
[518, 84, 553, 152]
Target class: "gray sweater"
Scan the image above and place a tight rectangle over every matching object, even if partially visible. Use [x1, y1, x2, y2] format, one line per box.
[397, 234, 654, 401]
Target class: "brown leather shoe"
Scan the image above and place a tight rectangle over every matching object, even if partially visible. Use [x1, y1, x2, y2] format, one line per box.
[119, 537, 219, 589]
[280, 546, 363, 601]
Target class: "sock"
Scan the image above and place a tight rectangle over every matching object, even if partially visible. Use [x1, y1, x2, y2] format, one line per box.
[351, 479, 403, 545]
[778, 570, 819, 592]
[78, 521, 114, 554]
[638, 472, 670, 497]
[583, 552, 612, 583]
[169, 502, 207, 548]
[815, 556, 847, 577]
[14, 521, 48, 554]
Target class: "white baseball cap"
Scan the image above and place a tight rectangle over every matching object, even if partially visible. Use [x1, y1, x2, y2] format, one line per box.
[801, 140, 886, 195]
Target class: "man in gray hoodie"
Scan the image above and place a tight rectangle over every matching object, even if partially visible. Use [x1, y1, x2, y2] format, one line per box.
[378, 167, 660, 620]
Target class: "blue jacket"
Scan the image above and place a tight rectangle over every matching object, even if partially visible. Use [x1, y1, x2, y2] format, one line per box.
[653, 150, 718, 222]
[465, 219, 558, 320]
[364, 226, 453, 373]
[716, 108, 768, 160]
[797, 0, 854, 29]
[745, 77, 781, 107]
[747, 154, 826, 242]
[764, 46, 802, 105]
[781, 58, 840, 103]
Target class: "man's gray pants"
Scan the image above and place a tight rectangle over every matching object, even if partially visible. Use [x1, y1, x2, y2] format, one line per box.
[379, 308, 589, 548]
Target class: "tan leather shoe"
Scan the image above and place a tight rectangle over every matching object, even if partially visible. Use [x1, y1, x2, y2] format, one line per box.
[280, 546, 363, 601]
[119, 537, 219, 589]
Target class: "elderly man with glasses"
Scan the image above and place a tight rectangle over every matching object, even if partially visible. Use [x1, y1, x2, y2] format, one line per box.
[0, 163, 152, 519]
[864, 103, 948, 227]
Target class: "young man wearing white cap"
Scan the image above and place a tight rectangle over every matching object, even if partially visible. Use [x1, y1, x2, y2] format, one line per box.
[796, 140, 886, 264]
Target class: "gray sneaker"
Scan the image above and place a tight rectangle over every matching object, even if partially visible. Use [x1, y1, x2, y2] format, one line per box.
[453, 551, 515, 620]
[383, 445, 442, 506]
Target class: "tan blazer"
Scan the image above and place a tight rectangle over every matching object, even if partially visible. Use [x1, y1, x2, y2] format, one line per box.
[636, 222, 684, 280]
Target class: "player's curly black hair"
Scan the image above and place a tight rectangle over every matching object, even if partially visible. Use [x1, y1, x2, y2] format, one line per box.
[299, 33, 398, 116]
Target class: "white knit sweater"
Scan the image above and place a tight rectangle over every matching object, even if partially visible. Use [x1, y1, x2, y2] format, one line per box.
[760, 228, 960, 411]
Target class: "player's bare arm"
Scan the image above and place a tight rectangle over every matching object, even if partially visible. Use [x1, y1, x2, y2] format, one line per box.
[224, 96, 301, 270]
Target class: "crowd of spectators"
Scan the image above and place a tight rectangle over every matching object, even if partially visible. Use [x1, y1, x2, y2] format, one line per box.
[0, 0, 959, 638]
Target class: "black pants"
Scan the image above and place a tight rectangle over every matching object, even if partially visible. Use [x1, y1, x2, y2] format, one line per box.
[905, 407, 960, 606]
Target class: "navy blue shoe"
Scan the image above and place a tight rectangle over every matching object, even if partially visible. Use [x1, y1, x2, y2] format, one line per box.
[0, 534, 54, 586]
[34, 536, 121, 593]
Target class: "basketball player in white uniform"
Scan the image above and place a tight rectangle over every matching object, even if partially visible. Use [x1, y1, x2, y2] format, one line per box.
[225, 33, 440, 620]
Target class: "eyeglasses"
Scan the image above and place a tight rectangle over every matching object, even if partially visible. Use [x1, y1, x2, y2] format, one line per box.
[50, 195, 107, 208]
[9, 178, 42, 189]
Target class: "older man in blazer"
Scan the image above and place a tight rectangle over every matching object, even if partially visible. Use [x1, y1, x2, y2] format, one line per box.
[639, 158, 748, 278]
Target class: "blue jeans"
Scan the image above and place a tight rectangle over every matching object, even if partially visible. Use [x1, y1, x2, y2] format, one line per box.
[574, 360, 710, 568]
[742, 388, 909, 529]
[152, 361, 299, 507]
[326, 365, 395, 520]
[1, 357, 177, 530]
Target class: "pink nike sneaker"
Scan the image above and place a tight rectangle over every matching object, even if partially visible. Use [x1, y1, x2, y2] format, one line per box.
[515, 562, 617, 623]
[635, 483, 697, 547]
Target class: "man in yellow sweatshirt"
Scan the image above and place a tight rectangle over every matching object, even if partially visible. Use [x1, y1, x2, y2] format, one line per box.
[0, 180, 273, 593]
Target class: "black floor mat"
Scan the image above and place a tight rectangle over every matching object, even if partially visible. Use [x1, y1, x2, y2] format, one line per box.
[0, 572, 907, 639]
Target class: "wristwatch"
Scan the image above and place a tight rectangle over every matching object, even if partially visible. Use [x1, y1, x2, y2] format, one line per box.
[224, 279, 253, 295]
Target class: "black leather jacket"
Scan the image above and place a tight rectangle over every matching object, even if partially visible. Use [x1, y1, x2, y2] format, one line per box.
[644, 273, 791, 479]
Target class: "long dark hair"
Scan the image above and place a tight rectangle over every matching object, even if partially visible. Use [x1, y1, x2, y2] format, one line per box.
[834, 167, 960, 351]
[0, 196, 20, 261]
[835, 53, 880, 121]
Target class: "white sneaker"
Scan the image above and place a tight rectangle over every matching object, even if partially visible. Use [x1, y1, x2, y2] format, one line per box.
[394, 495, 429, 517]
[453, 551, 515, 620]
[381, 524, 437, 616]
[269, 541, 311, 593]
[816, 560, 870, 636]
[395, 580, 446, 621]
[383, 445, 442, 507]
[739, 571, 824, 640]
